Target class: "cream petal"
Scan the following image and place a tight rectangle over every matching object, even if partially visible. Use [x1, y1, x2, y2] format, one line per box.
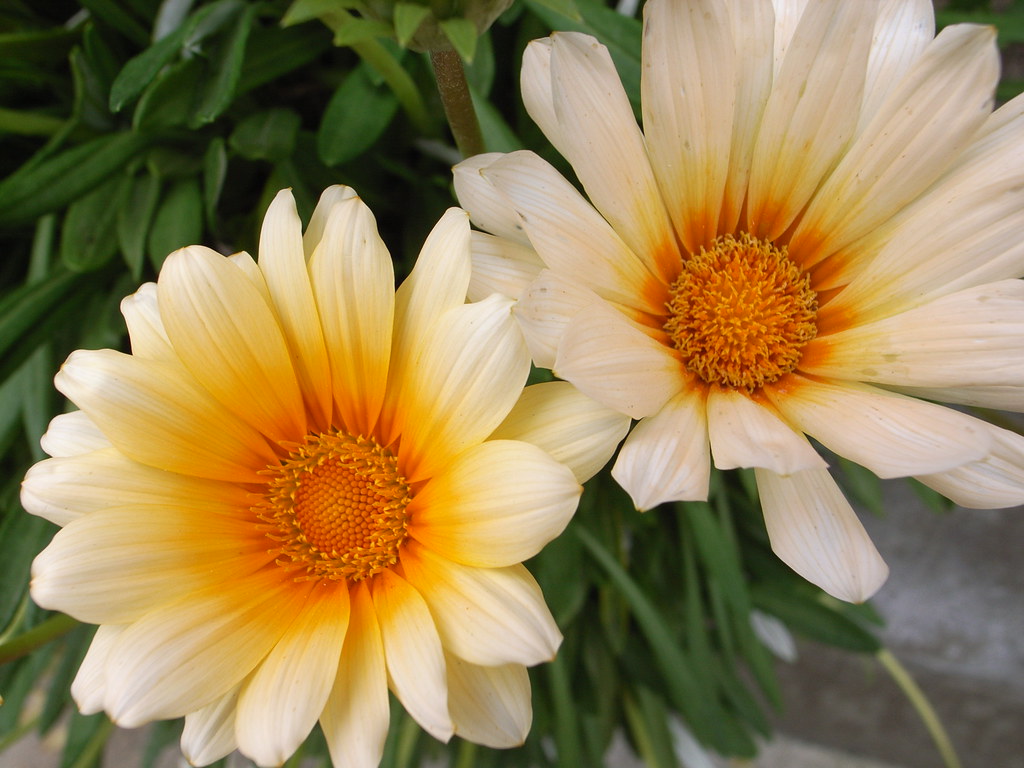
[916, 423, 1024, 509]
[515, 270, 605, 370]
[258, 189, 333, 430]
[446, 655, 531, 748]
[791, 23, 999, 267]
[407, 439, 580, 568]
[805, 281, 1024, 392]
[480, 151, 665, 314]
[767, 377, 991, 478]
[490, 380, 630, 483]
[769, 0, 811, 76]
[468, 231, 543, 303]
[103, 572, 310, 727]
[856, 0, 934, 134]
[321, 582, 390, 768]
[236, 583, 349, 767]
[71, 625, 124, 715]
[21, 448, 252, 527]
[641, 0, 736, 253]
[180, 684, 241, 767]
[706, 387, 826, 474]
[453, 154, 531, 245]
[158, 245, 306, 442]
[555, 302, 684, 419]
[755, 467, 889, 603]
[890, 384, 1024, 413]
[226, 251, 274, 305]
[308, 195, 395, 437]
[383, 208, 473, 443]
[545, 32, 680, 281]
[746, 0, 877, 241]
[371, 570, 453, 742]
[396, 296, 530, 483]
[612, 388, 711, 510]
[31, 505, 268, 625]
[55, 349, 277, 482]
[39, 410, 109, 458]
[401, 542, 561, 667]
[302, 185, 359, 257]
[520, 38, 565, 156]
[120, 282, 174, 361]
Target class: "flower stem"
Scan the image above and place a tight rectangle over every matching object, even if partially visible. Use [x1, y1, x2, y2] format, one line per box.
[877, 648, 962, 768]
[430, 49, 485, 158]
[0, 613, 78, 664]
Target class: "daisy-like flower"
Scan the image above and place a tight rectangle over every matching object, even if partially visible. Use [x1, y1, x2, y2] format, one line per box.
[454, 0, 1024, 603]
[21, 188, 628, 766]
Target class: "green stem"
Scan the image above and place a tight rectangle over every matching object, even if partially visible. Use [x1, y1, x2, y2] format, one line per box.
[351, 36, 434, 136]
[0, 107, 66, 136]
[877, 648, 962, 768]
[430, 49, 485, 158]
[0, 613, 78, 664]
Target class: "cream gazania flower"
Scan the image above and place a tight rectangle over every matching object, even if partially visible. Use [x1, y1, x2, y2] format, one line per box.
[21, 188, 628, 767]
[454, 0, 1024, 603]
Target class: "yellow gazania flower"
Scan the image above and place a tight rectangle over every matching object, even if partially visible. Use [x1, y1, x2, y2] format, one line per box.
[454, 0, 1024, 603]
[21, 188, 628, 767]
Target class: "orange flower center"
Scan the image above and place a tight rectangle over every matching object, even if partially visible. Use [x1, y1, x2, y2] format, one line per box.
[664, 233, 818, 391]
[258, 432, 411, 582]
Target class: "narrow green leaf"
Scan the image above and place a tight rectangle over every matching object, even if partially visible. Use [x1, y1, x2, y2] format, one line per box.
[0, 133, 149, 227]
[79, 0, 150, 45]
[202, 137, 228, 226]
[189, 2, 256, 127]
[282, 0, 353, 27]
[318, 66, 399, 166]
[545, 652, 583, 767]
[0, 271, 83, 361]
[230, 108, 302, 161]
[61, 174, 128, 272]
[439, 17, 478, 62]
[236, 23, 333, 94]
[394, 2, 431, 46]
[147, 177, 203, 270]
[0, 511, 54, 633]
[624, 687, 678, 768]
[751, 585, 881, 653]
[118, 170, 161, 279]
[0, 28, 79, 63]
[331, 14, 394, 46]
[132, 56, 202, 130]
[60, 711, 113, 768]
[526, 0, 582, 21]
[109, 26, 187, 112]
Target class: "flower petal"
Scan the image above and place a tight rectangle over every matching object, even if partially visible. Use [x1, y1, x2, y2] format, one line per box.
[407, 439, 580, 568]
[302, 185, 358, 257]
[514, 270, 606, 370]
[321, 582, 390, 768]
[396, 296, 530, 483]
[309, 194, 395, 436]
[236, 583, 349, 767]
[756, 467, 889, 603]
[180, 684, 241, 767]
[31, 505, 268, 625]
[55, 349, 277, 482]
[158, 245, 306, 442]
[746, 0, 877, 241]
[555, 302, 684, 419]
[447, 655, 531, 748]
[453, 154, 531, 246]
[102, 572, 311, 727]
[706, 387, 826, 474]
[371, 570, 453, 742]
[258, 189, 333, 429]
[612, 388, 711, 510]
[21, 448, 251, 527]
[39, 410, 108, 458]
[467, 231, 544, 303]
[490, 380, 630, 483]
[915, 423, 1024, 509]
[767, 377, 991, 478]
[401, 541, 561, 667]
[120, 282, 174, 361]
[71, 625, 123, 715]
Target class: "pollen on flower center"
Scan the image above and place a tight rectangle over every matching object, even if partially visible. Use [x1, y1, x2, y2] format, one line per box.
[664, 232, 818, 391]
[257, 432, 412, 582]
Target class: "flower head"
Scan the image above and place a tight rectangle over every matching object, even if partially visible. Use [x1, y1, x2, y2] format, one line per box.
[22, 188, 627, 766]
[454, 0, 1024, 603]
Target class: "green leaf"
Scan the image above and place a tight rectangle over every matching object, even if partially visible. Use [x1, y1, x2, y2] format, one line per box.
[189, 2, 256, 127]
[59, 711, 113, 768]
[0, 133, 149, 228]
[202, 137, 228, 226]
[624, 687, 678, 768]
[439, 17, 478, 62]
[282, 0, 356, 27]
[0, 271, 84, 363]
[60, 174, 128, 272]
[79, 0, 150, 45]
[109, 26, 188, 112]
[526, 0, 582, 22]
[751, 585, 881, 653]
[0, 512, 53, 632]
[132, 56, 202, 130]
[328, 12, 394, 46]
[394, 2, 431, 46]
[147, 177, 203, 270]
[0, 28, 79, 63]
[318, 66, 399, 166]
[118, 170, 161, 279]
[230, 108, 302, 161]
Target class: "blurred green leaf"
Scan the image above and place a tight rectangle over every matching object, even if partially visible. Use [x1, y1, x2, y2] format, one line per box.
[394, 2, 431, 46]
[0, 512, 52, 632]
[59, 710, 112, 768]
[230, 108, 302, 161]
[132, 56, 201, 130]
[202, 137, 228, 226]
[61, 174, 128, 272]
[189, 1, 257, 127]
[147, 177, 203, 269]
[118, 169, 161, 278]
[108, 25, 187, 112]
[624, 687, 678, 768]
[751, 586, 881, 654]
[79, 0, 150, 46]
[0, 133, 149, 228]
[318, 66, 399, 166]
